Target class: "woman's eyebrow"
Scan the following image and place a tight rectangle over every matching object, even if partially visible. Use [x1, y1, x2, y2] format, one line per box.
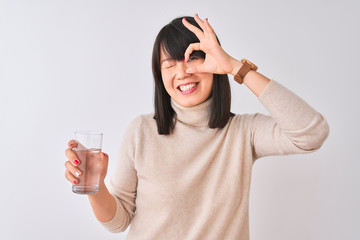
[160, 58, 174, 64]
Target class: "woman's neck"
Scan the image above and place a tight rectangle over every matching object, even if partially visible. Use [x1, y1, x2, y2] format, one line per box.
[170, 98, 212, 127]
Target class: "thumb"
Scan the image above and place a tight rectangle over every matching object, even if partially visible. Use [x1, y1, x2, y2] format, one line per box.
[186, 64, 207, 74]
[100, 152, 109, 168]
[99, 152, 109, 180]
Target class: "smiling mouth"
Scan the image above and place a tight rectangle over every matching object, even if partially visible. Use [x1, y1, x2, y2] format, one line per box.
[178, 82, 199, 92]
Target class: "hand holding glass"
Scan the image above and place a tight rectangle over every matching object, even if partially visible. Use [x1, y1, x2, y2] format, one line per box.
[72, 131, 103, 194]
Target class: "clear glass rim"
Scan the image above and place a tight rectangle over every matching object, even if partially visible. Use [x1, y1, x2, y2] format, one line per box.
[74, 131, 103, 136]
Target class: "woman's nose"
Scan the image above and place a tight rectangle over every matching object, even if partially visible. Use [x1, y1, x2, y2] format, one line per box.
[176, 61, 191, 80]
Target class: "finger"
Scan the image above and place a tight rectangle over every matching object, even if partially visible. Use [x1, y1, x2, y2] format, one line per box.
[99, 152, 109, 180]
[65, 169, 80, 185]
[182, 17, 204, 40]
[203, 17, 215, 34]
[65, 160, 82, 178]
[67, 139, 78, 149]
[69, 139, 87, 151]
[194, 14, 215, 37]
[193, 13, 206, 31]
[186, 66, 198, 74]
[184, 43, 201, 62]
[65, 148, 81, 166]
[100, 152, 109, 170]
[101, 152, 109, 163]
[186, 64, 208, 74]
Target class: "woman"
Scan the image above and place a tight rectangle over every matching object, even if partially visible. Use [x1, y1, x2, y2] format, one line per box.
[65, 14, 329, 239]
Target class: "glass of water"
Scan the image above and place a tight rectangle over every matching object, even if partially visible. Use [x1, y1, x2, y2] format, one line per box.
[72, 131, 103, 194]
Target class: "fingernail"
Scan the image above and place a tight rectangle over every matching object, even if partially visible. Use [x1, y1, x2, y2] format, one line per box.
[75, 172, 80, 177]
[205, 18, 208, 22]
[74, 159, 79, 165]
[69, 143, 73, 147]
[184, 57, 186, 62]
[183, 17, 187, 22]
[73, 180, 77, 185]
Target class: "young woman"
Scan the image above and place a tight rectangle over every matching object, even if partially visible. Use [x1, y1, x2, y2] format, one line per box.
[65, 14, 329, 239]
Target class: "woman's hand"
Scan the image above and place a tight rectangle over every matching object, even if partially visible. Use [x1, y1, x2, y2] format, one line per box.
[65, 140, 117, 222]
[182, 14, 239, 75]
[64, 139, 109, 186]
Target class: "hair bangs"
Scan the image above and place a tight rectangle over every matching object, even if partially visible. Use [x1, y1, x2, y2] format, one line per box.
[160, 18, 204, 61]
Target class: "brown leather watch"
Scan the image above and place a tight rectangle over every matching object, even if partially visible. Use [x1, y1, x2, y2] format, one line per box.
[234, 59, 258, 84]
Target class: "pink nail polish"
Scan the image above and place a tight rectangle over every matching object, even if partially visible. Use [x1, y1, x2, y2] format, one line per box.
[74, 159, 79, 165]
[183, 17, 187, 22]
[69, 143, 73, 147]
[73, 180, 77, 185]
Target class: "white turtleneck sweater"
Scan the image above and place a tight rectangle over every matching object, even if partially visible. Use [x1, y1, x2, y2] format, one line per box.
[100, 80, 329, 239]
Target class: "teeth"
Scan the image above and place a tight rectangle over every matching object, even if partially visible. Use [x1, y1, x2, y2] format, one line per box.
[179, 83, 197, 92]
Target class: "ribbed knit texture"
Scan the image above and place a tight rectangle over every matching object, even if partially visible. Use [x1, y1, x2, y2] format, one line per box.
[100, 80, 329, 239]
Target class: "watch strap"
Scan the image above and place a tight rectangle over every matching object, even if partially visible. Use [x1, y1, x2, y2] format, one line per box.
[234, 61, 252, 84]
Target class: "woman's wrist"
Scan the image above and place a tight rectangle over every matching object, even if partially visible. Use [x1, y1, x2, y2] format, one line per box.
[228, 57, 271, 96]
[87, 180, 117, 222]
[88, 181, 107, 200]
[230, 58, 243, 76]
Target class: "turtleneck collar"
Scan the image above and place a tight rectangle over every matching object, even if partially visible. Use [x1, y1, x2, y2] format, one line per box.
[171, 98, 212, 127]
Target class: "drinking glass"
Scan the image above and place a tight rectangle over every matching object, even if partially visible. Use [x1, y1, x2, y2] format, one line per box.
[72, 131, 103, 194]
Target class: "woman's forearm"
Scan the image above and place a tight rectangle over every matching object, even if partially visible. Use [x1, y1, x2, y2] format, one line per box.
[87, 181, 116, 222]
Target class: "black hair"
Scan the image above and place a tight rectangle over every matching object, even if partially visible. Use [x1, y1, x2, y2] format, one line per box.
[152, 16, 233, 135]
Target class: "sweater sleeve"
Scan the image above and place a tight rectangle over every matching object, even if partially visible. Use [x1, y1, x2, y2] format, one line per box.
[251, 80, 329, 160]
[99, 116, 142, 232]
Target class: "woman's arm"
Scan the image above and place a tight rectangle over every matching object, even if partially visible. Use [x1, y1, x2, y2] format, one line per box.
[182, 14, 329, 157]
[65, 140, 134, 232]
[250, 80, 329, 159]
[96, 116, 141, 232]
[87, 181, 116, 222]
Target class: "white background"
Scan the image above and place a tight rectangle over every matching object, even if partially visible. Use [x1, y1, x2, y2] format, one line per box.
[0, 0, 359, 239]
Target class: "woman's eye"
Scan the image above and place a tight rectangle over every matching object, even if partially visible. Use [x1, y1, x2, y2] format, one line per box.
[163, 64, 174, 69]
[188, 55, 202, 62]
[162, 60, 175, 69]
[188, 56, 197, 61]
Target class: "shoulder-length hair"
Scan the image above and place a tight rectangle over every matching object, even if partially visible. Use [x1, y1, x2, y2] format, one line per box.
[152, 16, 233, 135]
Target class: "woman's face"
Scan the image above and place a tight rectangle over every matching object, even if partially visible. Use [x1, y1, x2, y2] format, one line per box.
[160, 48, 213, 108]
